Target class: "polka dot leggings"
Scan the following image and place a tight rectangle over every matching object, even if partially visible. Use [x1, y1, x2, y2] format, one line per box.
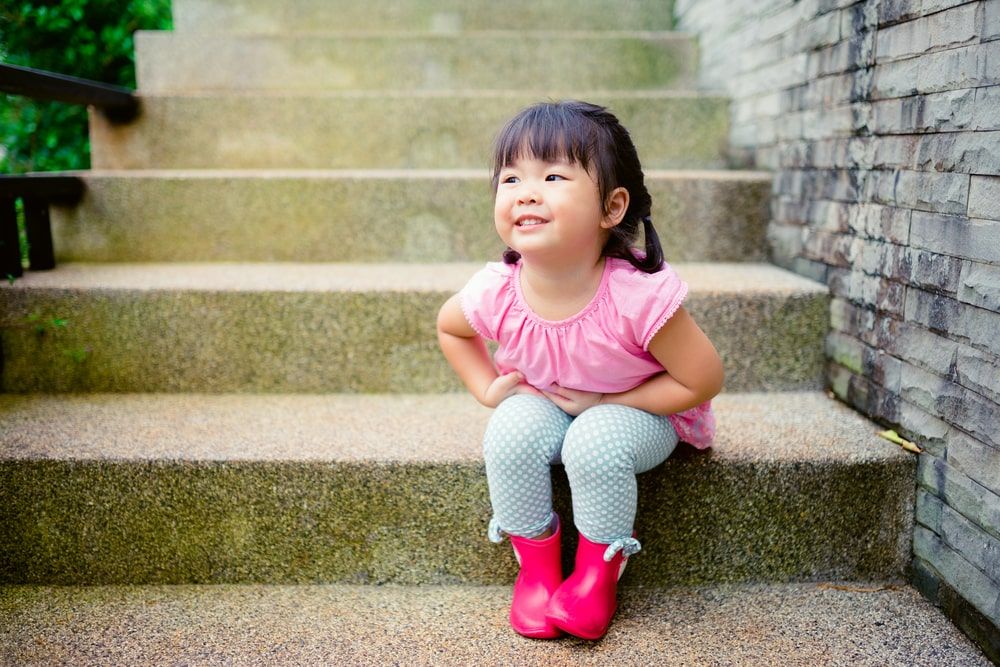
[483, 393, 678, 552]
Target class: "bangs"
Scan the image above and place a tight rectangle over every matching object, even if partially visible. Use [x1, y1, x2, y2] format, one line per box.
[491, 103, 602, 188]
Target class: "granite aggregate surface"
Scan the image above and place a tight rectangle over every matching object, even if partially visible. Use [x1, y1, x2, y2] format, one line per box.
[1, 582, 990, 666]
[0, 392, 911, 464]
[0, 261, 826, 293]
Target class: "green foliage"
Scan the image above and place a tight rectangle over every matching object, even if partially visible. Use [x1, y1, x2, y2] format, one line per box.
[0, 1, 172, 173]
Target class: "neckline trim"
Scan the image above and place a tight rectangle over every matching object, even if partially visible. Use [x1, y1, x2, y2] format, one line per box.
[512, 258, 612, 328]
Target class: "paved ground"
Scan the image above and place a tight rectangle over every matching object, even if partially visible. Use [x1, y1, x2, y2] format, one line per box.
[1, 581, 990, 666]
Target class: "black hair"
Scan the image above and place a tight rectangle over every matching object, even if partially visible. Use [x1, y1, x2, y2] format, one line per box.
[490, 100, 664, 273]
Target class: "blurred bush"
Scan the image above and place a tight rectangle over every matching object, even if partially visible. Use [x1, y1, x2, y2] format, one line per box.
[0, 1, 172, 173]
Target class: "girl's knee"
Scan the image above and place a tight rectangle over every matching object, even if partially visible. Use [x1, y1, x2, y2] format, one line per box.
[561, 408, 635, 473]
[483, 394, 568, 464]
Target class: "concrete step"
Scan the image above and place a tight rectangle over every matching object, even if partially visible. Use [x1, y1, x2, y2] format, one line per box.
[49, 169, 770, 263]
[171, 0, 677, 33]
[88, 92, 730, 170]
[135, 31, 698, 93]
[0, 392, 914, 586]
[0, 262, 827, 393]
[2, 582, 991, 664]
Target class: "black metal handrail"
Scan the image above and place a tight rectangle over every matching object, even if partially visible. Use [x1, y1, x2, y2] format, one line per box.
[0, 62, 140, 123]
[1, 63, 139, 277]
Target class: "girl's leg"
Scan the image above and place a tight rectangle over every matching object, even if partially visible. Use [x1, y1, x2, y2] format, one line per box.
[560, 403, 678, 550]
[482, 394, 572, 542]
[545, 404, 678, 640]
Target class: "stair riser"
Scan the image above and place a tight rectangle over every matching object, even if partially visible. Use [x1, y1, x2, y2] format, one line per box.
[1, 457, 914, 585]
[0, 289, 828, 393]
[89, 95, 730, 170]
[136, 32, 696, 93]
[171, 0, 676, 33]
[51, 174, 769, 263]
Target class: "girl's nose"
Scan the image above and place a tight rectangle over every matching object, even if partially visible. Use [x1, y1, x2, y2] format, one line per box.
[517, 188, 539, 205]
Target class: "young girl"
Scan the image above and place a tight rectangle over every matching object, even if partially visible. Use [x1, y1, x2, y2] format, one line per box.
[437, 100, 724, 641]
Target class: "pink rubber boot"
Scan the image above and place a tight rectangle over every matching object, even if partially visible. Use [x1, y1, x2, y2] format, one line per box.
[544, 531, 637, 640]
[506, 513, 564, 639]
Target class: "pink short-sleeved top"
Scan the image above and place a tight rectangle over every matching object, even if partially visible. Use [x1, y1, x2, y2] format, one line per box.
[459, 257, 716, 448]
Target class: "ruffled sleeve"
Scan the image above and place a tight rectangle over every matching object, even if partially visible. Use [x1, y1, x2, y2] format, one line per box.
[610, 260, 689, 350]
[458, 262, 516, 342]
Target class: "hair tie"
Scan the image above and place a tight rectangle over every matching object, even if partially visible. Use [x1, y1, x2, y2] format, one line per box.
[641, 215, 653, 225]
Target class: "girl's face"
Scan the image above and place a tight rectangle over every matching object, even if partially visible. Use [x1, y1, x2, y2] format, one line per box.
[494, 154, 620, 262]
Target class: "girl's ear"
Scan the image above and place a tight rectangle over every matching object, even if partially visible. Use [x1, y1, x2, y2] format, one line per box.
[601, 187, 630, 229]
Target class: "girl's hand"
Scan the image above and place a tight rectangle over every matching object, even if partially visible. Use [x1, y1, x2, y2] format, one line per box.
[483, 371, 542, 408]
[541, 384, 604, 416]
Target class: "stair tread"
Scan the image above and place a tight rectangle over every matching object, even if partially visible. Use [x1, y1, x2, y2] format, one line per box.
[53, 168, 773, 180]
[127, 88, 727, 99]
[0, 582, 989, 665]
[1, 262, 826, 294]
[142, 29, 698, 39]
[0, 392, 909, 464]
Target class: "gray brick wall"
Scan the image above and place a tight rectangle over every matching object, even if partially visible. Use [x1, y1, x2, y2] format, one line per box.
[676, 0, 999, 656]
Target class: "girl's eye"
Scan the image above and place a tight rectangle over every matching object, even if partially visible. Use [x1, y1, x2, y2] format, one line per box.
[545, 174, 565, 181]
[502, 175, 519, 184]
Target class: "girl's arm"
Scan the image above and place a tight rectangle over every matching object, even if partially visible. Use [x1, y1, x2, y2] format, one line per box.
[543, 306, 723, 416]
[436, 294, 541, 407]
[603, 306, 723, 415]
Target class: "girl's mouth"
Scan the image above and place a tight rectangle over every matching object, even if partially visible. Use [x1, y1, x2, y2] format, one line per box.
[516, 217, 548, 227]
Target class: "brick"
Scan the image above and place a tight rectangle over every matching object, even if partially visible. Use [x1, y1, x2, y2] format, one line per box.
[876, 14, 931, 62]
[917, 451, 1000, 541]
[829, 296, 853, 332]
[872, 135, 919, 169]
[913, 524, 1000, 626]
[973, 86, 1000, 129]
[878, 0, 922, 27]
[913, 131, 1000, 174]
[873, 40, 1000, 99]
[911, 212, 1000, 263]
[872, 170, 969, 215]
[809, 199, 852, 232]
[871, 88, 977, 133]
[793, 256, 833, 284]
[790, 9, 842, 51]
[900, 399, 950, 456]
[905, 284, 1000, 352]
[921, 489, 1000, 583]
[891, 321, 960, 376]
[766, 223, 805, 261]
[986, 0, 1000, 41]
[855, 203, 912, 242]
[922, 0, 981, 15]
[968, 176, 1000, 219]
[773, 197, 810, 225]
[825, 330, 865, 373]
[848, 270, 908, 314]
[907, 247, 964, 293]
[958, 260, 1000, 312]
[917, 488, 945, 531]
[807, 32, 876, 78]
[948, 430, 1000, 498]
[803, 230, 853, 266]
[902, 362, 1000, 448]
[955, 343, 1000, 403]
[873, 349, 904, 391]
[827, 360, 852, 400]
[926, 2, 982, 51]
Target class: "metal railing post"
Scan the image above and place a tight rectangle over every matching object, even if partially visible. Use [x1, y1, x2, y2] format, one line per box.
[0, 197, 24, 278]
[23, 198, 55, 270]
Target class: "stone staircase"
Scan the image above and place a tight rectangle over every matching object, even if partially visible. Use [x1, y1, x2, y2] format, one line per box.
[0, 0, 991, 663]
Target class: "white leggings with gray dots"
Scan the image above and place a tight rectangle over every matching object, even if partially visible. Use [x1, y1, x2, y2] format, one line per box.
[483, 393, 678, 552]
